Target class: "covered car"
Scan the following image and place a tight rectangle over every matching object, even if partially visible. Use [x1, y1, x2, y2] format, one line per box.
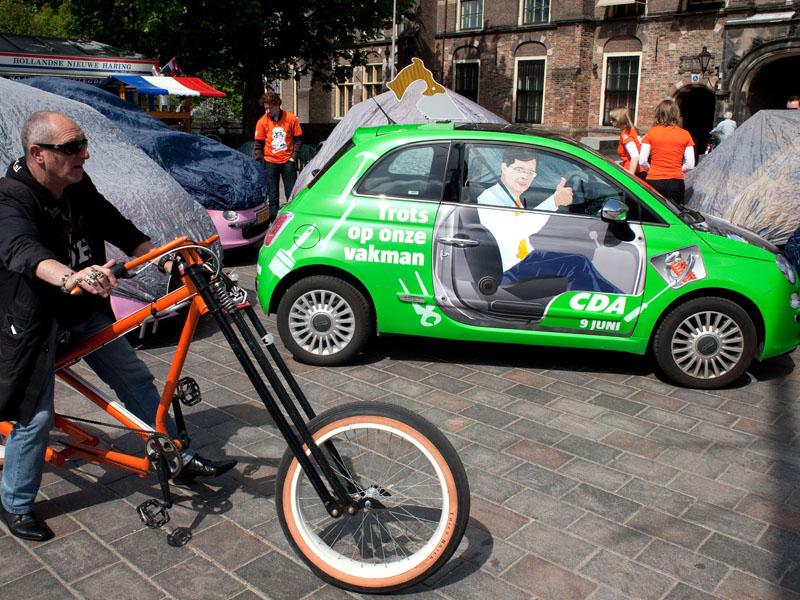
[685, 110, 800, 246]
[0, 77, 217, 315]
[24, 76, 270, 249]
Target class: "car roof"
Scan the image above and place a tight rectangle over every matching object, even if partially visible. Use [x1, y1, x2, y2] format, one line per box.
[352, 121, 580, 149]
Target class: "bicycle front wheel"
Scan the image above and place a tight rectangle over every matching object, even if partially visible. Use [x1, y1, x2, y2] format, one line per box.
[275, 402, 470, 593]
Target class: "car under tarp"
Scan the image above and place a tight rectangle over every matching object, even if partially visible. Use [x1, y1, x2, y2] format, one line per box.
[290, 82, 508, 200]
[685, 110, 800, 246]
[0, 76, 218, 304]
[24, 76, 267, 211]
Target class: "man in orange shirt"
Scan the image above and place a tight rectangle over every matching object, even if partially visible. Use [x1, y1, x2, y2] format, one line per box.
[253, 91, 303, 219]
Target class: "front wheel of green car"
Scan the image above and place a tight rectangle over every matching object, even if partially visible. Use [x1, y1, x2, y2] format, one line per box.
[277, 276, 371, 366]
[653, 297, 757, 389]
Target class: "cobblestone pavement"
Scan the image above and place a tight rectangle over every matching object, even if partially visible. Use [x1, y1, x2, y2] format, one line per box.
[5, 247, 800, 600]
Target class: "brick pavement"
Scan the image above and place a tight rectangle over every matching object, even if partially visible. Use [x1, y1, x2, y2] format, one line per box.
[4, 250, 800, 600]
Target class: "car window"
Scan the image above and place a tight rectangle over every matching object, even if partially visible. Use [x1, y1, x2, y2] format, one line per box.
[356, 143, 450, 201]
[462, 142, 659, 222]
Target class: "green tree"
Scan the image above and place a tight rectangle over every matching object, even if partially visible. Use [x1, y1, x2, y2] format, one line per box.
[0, 0, 77, 37]
[65, 0, 410, 133]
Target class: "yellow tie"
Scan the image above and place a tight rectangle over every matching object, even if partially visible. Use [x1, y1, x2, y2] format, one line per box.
[517, 238, 528, 259]
[513, 203, 528, 258]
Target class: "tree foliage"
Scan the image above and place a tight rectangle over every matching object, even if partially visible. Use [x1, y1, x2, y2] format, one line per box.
[62, 0, 411, 132]
[0, 0, 77, 38]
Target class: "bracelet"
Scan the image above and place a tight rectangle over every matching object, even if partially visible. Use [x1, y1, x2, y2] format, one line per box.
[157, 253, 175, 274]
[59, 271, 76, 294]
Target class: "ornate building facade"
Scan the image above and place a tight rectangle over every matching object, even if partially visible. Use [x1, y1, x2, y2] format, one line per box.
[278, 1, 800, 148]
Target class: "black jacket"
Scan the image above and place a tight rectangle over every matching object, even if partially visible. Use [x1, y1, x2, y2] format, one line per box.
[0, 159, 149, 422]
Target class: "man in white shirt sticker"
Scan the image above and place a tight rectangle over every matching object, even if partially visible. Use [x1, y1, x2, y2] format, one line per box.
[477, 147, 621, 294]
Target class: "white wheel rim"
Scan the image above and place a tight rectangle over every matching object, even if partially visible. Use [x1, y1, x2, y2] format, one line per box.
[670, 310, 745, 380]
[288, 422, 451, 580]
[288, 289, 355, 356]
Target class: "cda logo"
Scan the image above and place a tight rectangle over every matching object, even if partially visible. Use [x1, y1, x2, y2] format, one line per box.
[568, 293, 627, 315]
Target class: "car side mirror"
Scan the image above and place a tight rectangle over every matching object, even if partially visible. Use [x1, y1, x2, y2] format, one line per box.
[601, 198, 629, 223]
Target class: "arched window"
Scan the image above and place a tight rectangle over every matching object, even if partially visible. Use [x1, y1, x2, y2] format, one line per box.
[453, 46, 480, 103]
[600, 36, 643, 126]
[514, 42, 547, 124]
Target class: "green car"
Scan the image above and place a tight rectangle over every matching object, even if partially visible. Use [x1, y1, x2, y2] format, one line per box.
[256, 123, 800, 389]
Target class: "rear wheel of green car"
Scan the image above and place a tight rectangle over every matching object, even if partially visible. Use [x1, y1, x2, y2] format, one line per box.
[277, 275, 371, 366]
[653, 297, 757, 389]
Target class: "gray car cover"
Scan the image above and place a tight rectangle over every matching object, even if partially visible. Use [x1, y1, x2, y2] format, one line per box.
[0, 77, 218, 303]
[24, 77, 268, 211]
[290, 83, 507, 200]
[685, 110, 800, 245]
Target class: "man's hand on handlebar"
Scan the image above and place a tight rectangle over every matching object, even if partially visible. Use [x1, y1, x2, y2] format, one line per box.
[68, 260, 118, 297]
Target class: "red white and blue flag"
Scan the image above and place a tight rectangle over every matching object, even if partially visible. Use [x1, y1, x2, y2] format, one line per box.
[159, 57, 183, 76]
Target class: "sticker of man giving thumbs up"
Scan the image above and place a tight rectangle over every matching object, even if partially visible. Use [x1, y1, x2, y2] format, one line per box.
[476, 147, 622, 294]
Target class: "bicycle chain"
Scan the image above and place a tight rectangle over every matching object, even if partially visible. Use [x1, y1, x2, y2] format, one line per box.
[55, 413, 156, 437]
[53, 414, 182, 475]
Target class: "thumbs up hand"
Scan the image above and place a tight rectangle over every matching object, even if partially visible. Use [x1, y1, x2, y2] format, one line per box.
[554, 177, 573, 207]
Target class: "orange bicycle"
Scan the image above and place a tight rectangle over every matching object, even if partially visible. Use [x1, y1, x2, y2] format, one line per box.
[0, 236, 470, 594]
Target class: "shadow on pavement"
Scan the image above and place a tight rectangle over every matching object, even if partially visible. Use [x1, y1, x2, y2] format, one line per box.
[345, 333, 795, 389]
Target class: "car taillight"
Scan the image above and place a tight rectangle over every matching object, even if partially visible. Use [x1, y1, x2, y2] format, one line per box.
[263, 212, 293, 247]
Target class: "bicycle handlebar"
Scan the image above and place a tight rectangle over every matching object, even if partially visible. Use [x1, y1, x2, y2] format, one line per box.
[69, 234, 220, 295]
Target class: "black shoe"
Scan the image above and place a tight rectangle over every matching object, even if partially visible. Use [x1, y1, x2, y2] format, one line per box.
[1, 507, 54, 542]
[173, 454, 237, 485]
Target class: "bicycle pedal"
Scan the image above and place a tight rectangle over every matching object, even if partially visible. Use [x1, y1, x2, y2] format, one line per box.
[175, 377, 201, 406]
[137, 499, 171, 528]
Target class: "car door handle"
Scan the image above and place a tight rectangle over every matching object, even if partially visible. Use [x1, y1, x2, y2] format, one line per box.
[438, 237, 479, 248]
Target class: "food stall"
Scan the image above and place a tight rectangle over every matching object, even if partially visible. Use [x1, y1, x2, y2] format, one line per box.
[107, 75, 226, 131]
[0, 33, 225, 131]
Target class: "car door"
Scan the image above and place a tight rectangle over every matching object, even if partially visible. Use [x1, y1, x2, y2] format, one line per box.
[432, 141, 646, 336]
[349, 141, 451, 332]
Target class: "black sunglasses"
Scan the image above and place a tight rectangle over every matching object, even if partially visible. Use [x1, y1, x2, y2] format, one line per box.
[35, 138, 89, 156]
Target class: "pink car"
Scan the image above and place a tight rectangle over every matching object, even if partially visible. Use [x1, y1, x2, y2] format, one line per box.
[207, 203, 272, 249]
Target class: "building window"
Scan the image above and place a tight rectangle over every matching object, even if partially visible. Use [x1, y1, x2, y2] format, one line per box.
[454, 61, 479, 103]
[364, 64, 384, 100]
[602, 55, 639, 126]
[521, 0, 549, 25]
[515, 59, 545, 124]
[459, 0, 482, 30]
[334, 79, 353, 118]
[684, 0, 724, 10]
[607, 1, 645, 18]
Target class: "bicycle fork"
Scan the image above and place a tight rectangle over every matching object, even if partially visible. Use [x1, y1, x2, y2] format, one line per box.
[186, 265, 358, 518]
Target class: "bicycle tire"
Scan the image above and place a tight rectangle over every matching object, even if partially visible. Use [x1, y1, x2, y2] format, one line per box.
[275, 402, 470, 593]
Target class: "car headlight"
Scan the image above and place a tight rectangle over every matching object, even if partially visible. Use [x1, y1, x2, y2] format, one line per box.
[222, 210, 238, 222]
[776, 254, 797, 285]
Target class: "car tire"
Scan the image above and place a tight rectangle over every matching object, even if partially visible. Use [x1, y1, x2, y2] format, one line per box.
[653, 297, 757, 389]
[277, 276, 371, 366]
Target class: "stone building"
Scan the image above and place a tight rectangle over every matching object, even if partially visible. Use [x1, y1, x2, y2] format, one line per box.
[278, 1, 800, 149]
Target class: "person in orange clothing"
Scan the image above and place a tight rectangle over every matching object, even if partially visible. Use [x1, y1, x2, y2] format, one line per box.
[253, 91, 303, 219]
[638, 99, 695, 204]
[609, 106, 645, 180]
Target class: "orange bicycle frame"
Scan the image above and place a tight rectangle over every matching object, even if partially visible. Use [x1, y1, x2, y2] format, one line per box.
[0, 234, 359, 524]
[0, 235, 216, 476]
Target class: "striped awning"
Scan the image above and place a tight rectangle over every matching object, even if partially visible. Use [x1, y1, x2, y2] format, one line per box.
[112, 75, 225, 97]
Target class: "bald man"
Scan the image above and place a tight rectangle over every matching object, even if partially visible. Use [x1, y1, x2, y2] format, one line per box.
[0, 112, 235, 541]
